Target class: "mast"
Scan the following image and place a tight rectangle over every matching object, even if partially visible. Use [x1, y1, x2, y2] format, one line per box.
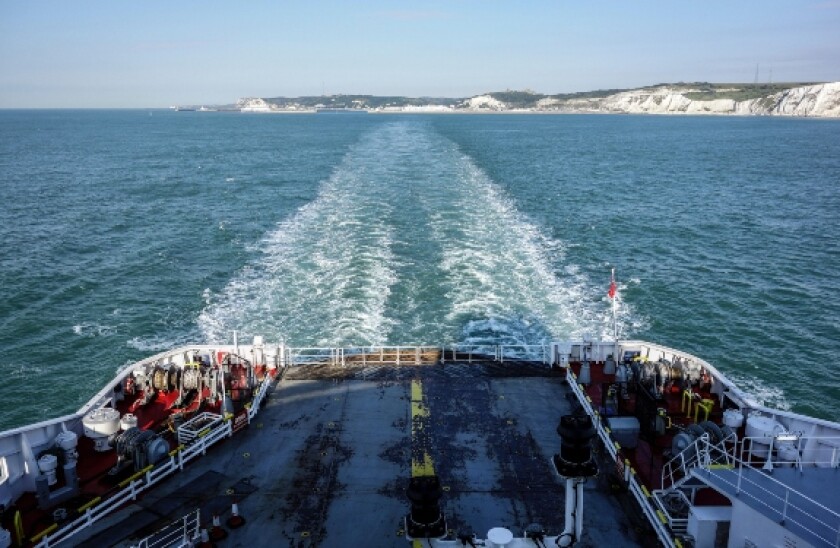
[608, 269, 618, 364]
[608, 268, 617, 340]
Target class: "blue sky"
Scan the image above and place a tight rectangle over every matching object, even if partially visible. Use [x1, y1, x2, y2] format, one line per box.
[1, 0, 839, 107]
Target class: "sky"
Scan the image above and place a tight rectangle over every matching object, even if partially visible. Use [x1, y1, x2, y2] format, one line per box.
[1, 0, 839, 108]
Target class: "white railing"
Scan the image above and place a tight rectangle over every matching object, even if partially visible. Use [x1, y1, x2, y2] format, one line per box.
[441, 344, 497, 363]
[655, 434, 735, 537]
[703, 452, 840, 546]
[248, 370, 272, 421]
[566, 370, 678, 548]
[286, 345, 442, 367]
[661, 431, 737, 489]
[700, 436, 840, 546]
[739, 435, 840, 471]
[286, 346, 343, 366]
[498, 344, 549, 364]
[177, 412, 224, 446]
[131, 508, 201, 548]
[656, 433, 840, 547]
[283, 344, 550, 366]
[651, 490, 692, 536]
[32, 375, 272, 547]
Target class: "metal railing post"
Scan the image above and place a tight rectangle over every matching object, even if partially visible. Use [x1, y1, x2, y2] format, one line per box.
[782, 490, 790, 523]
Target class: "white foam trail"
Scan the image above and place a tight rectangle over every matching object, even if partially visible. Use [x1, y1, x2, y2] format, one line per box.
[197, 121, 637, 348]
[198, 128, 402, 346]
[418, 149, 634, 346]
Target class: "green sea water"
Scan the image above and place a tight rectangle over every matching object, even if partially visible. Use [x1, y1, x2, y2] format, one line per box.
[0, 110, 838, 428]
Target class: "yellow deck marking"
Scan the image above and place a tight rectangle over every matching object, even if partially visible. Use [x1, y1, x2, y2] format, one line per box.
[412, 453, 436, 477]
[411, 380, 423, 402]
[411, 401, 429, 419]
[410, 380, 436, 478]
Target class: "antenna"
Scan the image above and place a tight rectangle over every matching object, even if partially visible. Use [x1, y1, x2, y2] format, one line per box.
[753, 63, 759, 85]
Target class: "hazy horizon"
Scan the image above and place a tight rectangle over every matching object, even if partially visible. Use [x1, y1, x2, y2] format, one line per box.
[2, 0, 839, 108]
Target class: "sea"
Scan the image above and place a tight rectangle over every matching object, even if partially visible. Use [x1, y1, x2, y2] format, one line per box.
[0, 110, 838, 429]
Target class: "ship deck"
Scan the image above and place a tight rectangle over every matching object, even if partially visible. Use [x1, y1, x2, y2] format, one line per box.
[68, 361, 652, 547]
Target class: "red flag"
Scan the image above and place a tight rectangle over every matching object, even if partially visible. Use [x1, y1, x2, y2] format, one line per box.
[608, 269, 616, 299]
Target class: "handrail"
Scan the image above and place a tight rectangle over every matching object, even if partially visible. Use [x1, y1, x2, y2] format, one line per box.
[738, 435, 840, 470]
[33, 375, 272, 547]
[498, 344, 549, 364]
[131, 508, 201, 548]
[690, 436, 840, 547]
[282, 344, 550, 366]
[443, 344, 497, 363]
[566, 370, 678, 548]
[661, 431, 737, 489]
[286, 345, 443, 367]
[660, 433, 840, 547]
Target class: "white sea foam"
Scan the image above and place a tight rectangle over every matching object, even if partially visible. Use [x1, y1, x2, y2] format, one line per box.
[7, 364, 44, 379]
[424, 147, 635, 346]
[127, 334, 191, 352]
[72, 323, 115, 337]
[730, 374, 792, 411]
[196, 121, 638, 348]
[198, 128, 401, 346]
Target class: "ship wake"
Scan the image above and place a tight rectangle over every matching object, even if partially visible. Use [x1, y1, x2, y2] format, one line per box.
[198, 121, 632, 347]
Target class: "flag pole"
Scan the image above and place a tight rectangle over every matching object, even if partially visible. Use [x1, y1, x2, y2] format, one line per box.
[608, 269, 618, 364]
[607, 268, 618, 341]
[611, 268, 617, 341]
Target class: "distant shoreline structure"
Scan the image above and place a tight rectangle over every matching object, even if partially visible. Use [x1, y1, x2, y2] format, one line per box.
[174, 81, 840, 118]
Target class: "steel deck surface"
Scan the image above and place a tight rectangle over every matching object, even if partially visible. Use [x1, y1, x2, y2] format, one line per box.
[73, 361, 648, 547]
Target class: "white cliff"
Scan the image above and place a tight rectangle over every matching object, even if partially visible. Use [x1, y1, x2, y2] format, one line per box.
[589, 82, 840, 117]
[463, 95, 506, 111]
[232, 82, 840, 117]
[738, 82, 840, 117]
[237, 97, 273, 112]
[600, 87, 736, 115]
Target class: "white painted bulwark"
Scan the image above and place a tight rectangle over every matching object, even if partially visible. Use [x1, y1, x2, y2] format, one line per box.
[727, 497, 808, 548]
[687, 506, 731, 548]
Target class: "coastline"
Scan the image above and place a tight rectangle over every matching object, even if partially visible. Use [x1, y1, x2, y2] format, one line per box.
[223, 81, 840, 119]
